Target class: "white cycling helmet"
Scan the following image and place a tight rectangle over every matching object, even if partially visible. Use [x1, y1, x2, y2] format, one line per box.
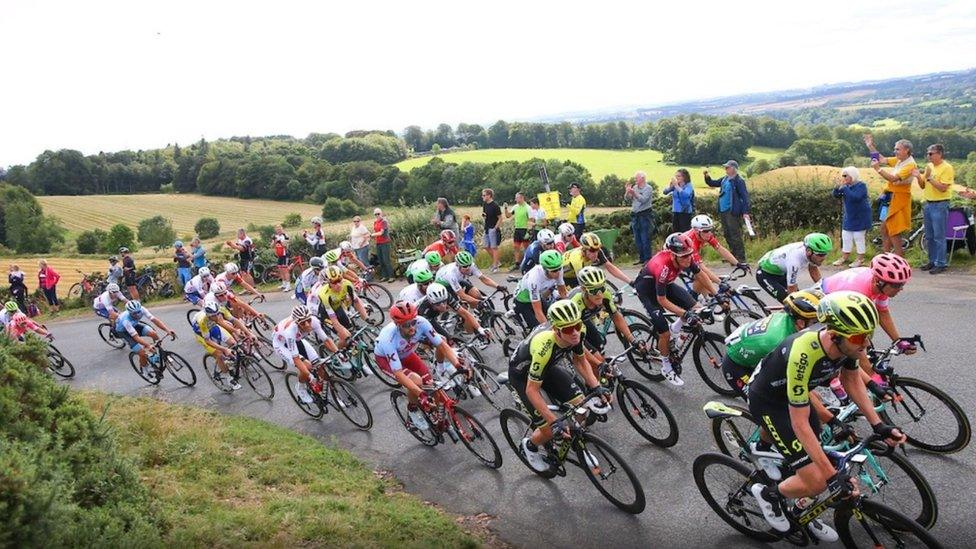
[311, 216, 323, 225]
[224, 262, 239, 275]
[425, 282, 450, 304]
[198, 266, 212, 278]
[204, 298, 221, 315]
[691, 214, 715, 231]
[339, 240, 353, 252]
[558, 222, 575, 237]
[537, 229, 556, 245]
[211, 281, 228, 295]
[106, 283, 121, 293]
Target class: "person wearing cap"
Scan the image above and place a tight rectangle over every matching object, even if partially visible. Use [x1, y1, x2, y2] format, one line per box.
[567, 182, 587, 239]
[173, 240, 192, 287]
[106, 256, 123, 286]
[624, 171, 656, 263]
[371, 208, 394, 281]
[912, 143, 955, 274]
[190, 237, 207, 273]
[704, 160, 750, 262]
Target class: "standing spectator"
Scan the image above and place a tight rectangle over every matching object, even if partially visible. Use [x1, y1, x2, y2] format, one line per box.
[106, 256, 123, 285]
[190, 237, 207, 273]
[913, 144, 955, 274]
[371, 208, 393, 281]
[226, 228, 255, 278]
[625, 171, 656, 263]
[173, 240, 192, 287]
[703, 160, 750, 262]
[7, 264, 28, 312]
[349, 215, 371, 266]
[865, 134, 916, 256]
[831, 167, 872, 268]
[505, 192, 531, 270]
[664, 168, 695, 232]
[304, 216, 327, 257]
[567, 182, 587, 238]
[431, 197, 459, 241]
[120, 247, 139, 301]
[481, 188, 503, 272]
[460, 214, 477, 256]
[272, 225, 291, 291]
[528, 197, 546, 240]
[37, 259, 60, 313]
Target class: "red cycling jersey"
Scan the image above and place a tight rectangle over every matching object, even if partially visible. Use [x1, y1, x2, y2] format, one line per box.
[682, 229, 719, 263]
[424, 241, 459, 259]
[641, 250, 700, 296]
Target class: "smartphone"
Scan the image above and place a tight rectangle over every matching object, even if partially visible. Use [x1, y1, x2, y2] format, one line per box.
[870, 152, 880, 162]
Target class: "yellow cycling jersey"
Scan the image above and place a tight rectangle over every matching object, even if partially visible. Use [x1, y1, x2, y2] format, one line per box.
[317, 280, 356, 312]
[510, 324, 586, 383]
[191, 306, 233, 338]
[561, 247, 609, 279]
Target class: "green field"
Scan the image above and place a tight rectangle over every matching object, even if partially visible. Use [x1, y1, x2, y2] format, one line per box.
[395, 147, 783, 191]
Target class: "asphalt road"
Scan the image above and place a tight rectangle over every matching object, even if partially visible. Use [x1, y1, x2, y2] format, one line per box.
[47, 267, 974, 548]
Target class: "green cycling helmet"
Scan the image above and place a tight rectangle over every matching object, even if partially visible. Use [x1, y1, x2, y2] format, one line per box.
[577, 266, 606, 290]
[539, 249, 563, 271]
[455, 251, 474, 267]
[324, 249, 341, 263]
[803, 232, 833, 254]
[4, 301, 18, 313]
[413, 268, 434, 284]
[547, 299, 581, 328]
[425, 251, 442, 267]
[816, 290, 879, 337]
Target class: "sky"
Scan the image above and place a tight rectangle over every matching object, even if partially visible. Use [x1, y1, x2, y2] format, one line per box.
[2, 0, 975, 167]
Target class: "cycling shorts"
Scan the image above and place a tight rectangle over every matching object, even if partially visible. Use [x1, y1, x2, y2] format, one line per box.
[375, 352, 432, 383]
[509, 363, 583, 428]
[748, 395, 822, 469]
[195, 325, 231, 355]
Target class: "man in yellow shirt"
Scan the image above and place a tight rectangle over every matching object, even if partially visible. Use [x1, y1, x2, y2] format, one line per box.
[912, 144, 955, 274]
[567, 183, 587, 239]
[865, 134, 916, 256]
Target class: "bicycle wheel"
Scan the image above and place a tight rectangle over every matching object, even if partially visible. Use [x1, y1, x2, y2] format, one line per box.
[203, 355, 233, 393]
[328, 379, 373, 430]
[854, 448, 938, 529]
[47, 346, 75, 378]
[498, 408, 558, 479]
[882, 376, 971, 453]
[452, 405, 503, 468]
[619, 308, 653, 326]
[129, 352, 161, 385]
[251, 263, 266, 283]
[576, 432, 645, 514]
[252, 334, 286, 371]
[157, 282, 174, 298]
[67, 283, 83, 300]
[469, 361, 513, 412]
[834, 500, 944, 549]
[360, 296, 385, 325]
[241, 357, 275, 399]
[366, 354, 399, 388]
[325, 352, 357, 382]
[185, 308, 200, 328]
[709, 404, 758, 457]
[616, 379, 679, 447]
[98, 323, 126, 350]
[692, 332, 736, 397]
[163, 351, 196, 386]
[724, 308, 764, 336]
[488, 312, 519, 358]
[390, 389, 437, 446]
[362, 282, 393, 310]
[626, 323, 663, 381]
[261, 265, 281, 285]
[693, 452, 779, 542]
[284, 372, 324, 418]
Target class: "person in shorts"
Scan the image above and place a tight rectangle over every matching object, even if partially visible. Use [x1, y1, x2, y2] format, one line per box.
[481, 188, 503, 272]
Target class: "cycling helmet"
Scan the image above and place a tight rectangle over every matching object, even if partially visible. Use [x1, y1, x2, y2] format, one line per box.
[109, 256, 119, 263]
[577, 266, 606, 290]
[211, 281, 228, 295]
[558, 222, 575, 237]
[664, 232, 694, 256]
[126, 300, 144, 315]
[426, 283, 450, 305]
[691, 214, 715, 231]
[871, 253, 912, 284]
[803, 233, 833, 254]
[309, 257, 325, 270]
[311, 216, 323, 225]
[539, 249, 563, 271]
[455, 251, 474, 267]
[198, 266, 212, 278]
[106, 283, 121, 294]
[440, 229, 456, 243]
[390, 300, 418, 325]
[579, 232, 602, 250]
[339, 240, 353, 252]
[4, 301, 18, 313]
[537, 229, 556, 245]
[547, 299, 581, 328]
[325, 266, 344, 282]
[816, 290, 879, 337]
[204, 299, 221, 316]
[324, 249, 341, 263]
[224, 262, 240, 275]
[174, 240, 184, 248]
[291, 305, 312, 322]
[783, 290, 822, 321]
[413, 268, 434, 284]
[118, 247, 129, 254]
[425, 251, 442, 267]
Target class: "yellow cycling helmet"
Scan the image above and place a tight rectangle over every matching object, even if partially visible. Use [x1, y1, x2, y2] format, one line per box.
[547, 299, 582, 328]
[325, 266, 344, 283]
[576, 266, 606, 291]
[782, 289, 822, 321]
[579, 232, 602, 250]
[816, 290, 879, 336]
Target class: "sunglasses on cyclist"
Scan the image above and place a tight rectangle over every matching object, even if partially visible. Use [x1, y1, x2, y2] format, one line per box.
[884, 282, 905, 289]
[811, 252, 828, 257]
[399, 320, 418, 328]
[583, 284, 606, 295]
[557, 322, 583, 335]
[845, 333, 868, 345]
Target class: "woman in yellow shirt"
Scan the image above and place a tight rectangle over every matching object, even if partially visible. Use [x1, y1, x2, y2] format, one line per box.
[865, 135, 916, 256]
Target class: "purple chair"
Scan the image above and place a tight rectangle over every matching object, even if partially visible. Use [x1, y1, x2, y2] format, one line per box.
[946, 207, 975, 265]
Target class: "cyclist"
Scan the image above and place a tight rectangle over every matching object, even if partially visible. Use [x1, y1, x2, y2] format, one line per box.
[0, 301, 20, 330]
[317, 265, 372, 350]
[513, 249, 567, 329]
[756, 233, 832, 302]
[633, 232, 712, 386]
[92, 282, 129, 322]
[113, 301, 177, 377]
[747, 291, 905, 540]
[405, 251, 442, 284]
[191, 297, 254, 390]
[374, 301, 462, 430]
[294, 257, 325, 304]
[508, 299, 609, 473]
[183, 266, 214, 305]
[561, 232, 633, 289]
[419, 282, 488, 342]
[326, 241, 370, 277]
[216, 262, 261, 297]
[569, 266, 641, 370]
[554, 222, 579, 253]
[272, 305, 340, 404]
[423, 230, 460, 263]
[209, 280, 262, 322]
[397, 267, 435, 303]
[4, 309, 51, 340]
[683, 214, 750, 295]
[434, 251, 506, 307]
[519, 229, 556, 274]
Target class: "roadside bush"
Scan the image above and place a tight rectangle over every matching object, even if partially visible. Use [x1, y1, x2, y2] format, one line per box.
[104, 223, 136, 253]
[194, 217, 221, 239]
[322, 197, 360, 221]
[746, 158, 772, 177]
[282, 212, 303, 227]
[137, 215, 176, 247]
[76, 229, 108, 254]
[246, 223, 276, 244]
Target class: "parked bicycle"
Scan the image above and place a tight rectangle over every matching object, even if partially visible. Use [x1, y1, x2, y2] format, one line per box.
[67, 270, 106, 302]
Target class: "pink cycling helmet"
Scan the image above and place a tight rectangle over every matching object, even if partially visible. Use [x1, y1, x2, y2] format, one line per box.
[871, 253, 912, 284]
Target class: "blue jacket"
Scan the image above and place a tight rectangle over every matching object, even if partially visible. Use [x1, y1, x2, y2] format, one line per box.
[832, 181, 872, 231]
[704, 173, 750, 216]
[663, 183, 695, 214]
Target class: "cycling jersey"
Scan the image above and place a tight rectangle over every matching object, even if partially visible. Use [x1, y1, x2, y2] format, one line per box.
[515, 264, 564, 304]
[295, 267, 319, 295]
[4, 313, 41, 339]
[683, 228, 719, 263]
[424, 241, 458, 259]
[272, 316, 329, 361]
[397, 283, 425, 304]
[435, 262, 481, 292]
[190, 306, 233, 339]
[405, 258, 433, 280]
[317, 280, 356, 315]
[758, 242, 809, 286]
[373, 319, 443, 372]
[215, 272, 245, 288]
[305, 281, 325, 311]
[519, 241, 546, 273]
[567, 286, 617, 322]
[509, 324, 586, 383]
[817, 267, 889, 312]
[0, 310, 12, 329]
[184, 274, 212, 297]
[747, 330, 858, 408]
[639, 249, 701, 296]
[554, 234, 579, 253]
[92, 290, 124, 315]
[561, 247, 609, 280]
[114, 309, 156, 337]
[725, 312, 796, 369]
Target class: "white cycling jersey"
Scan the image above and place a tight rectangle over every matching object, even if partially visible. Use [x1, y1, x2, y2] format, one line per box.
[92, 290, 124, 311]
[758, 242, 809, 286]
[184, 274, 212, 297]
[435, 262, 481, 292]
[397, 283, 425, 304]
[295, 267, 319, 294]
[272, 317, 329, 361]
[515, 264, 564, 303]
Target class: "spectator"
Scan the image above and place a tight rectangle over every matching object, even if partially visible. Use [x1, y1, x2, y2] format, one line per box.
[528, 197, 546, 241]
[226, 228, 255, 277]
[7, 264, 28, 312]
[190, 237, 207, 273]
[173, 240, 192, 287]
[831, 167, 872, 268]
[625, 171, 656, 263]
[349, 215, 371, 266]
[120, 247, 139, 301]
[37, 259, 60, 313]
[703, 160, 750, 262]
[567, 182, 587, 238]
[505, 192, 531, 270]
[431, 197, 459, 241]
[913, 144, 955, 274]
[371, 208, 393, 281]
[460, 214, 477, 256]
[481, 188, 502, 272]
[272, 225, 291, 291]
[664, 168, 695, 232]
[106, 256, 123, 285]
[865, 134, 916, 256]
[304, 216, 327, 257]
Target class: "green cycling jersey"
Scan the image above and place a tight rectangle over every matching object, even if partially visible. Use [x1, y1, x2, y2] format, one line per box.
[725, 312, 796, 369]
